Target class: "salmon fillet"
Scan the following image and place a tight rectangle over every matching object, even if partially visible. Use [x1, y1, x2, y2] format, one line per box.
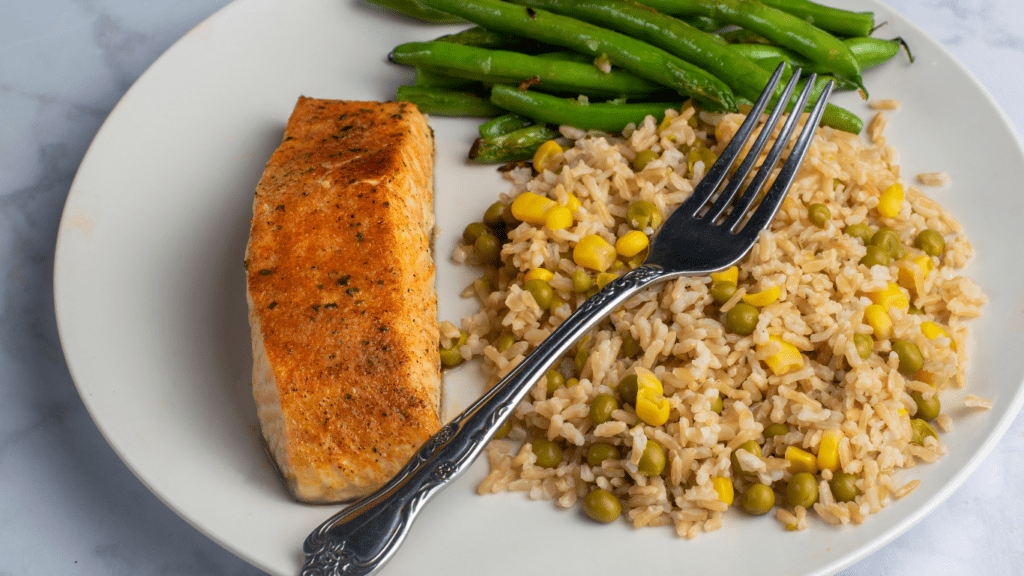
[245, 97, 440, 503]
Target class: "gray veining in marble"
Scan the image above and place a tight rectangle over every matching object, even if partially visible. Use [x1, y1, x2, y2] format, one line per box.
[1, 0, 1021, 574]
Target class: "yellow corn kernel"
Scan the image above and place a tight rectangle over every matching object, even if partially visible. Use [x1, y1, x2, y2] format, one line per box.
[921, 321, 956, 350]
[916, 370, 935, 385]
[710, 266, 738, 285]
[759, 335, 804, 376]
[634, 367, 670, 426]
[742, 285, 781, 307]
[864, 304, 893, 340]
[713, 477, 734, 505]
[532, 140, 563, 173]
[867, 282, 909, 311]
[895, 259, 924, 296]
[784, 445, 818, 475]
[877, 182, 904, 218]
[510, 192, 556, 226]
[565, 193, 582, 213]
[524, 268, 554, 283]
[914, 254, 934, 277]
[817, 429, 843, 473]
[596, 272, 619, 289]
[573, 235, 617, 272]
[898, 407, 908, 415]
[544, 205, 574, 230]
[615, 230, 649, 258]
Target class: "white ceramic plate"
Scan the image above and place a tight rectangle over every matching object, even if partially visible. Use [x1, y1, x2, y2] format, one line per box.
[54, 0, 1024, 574]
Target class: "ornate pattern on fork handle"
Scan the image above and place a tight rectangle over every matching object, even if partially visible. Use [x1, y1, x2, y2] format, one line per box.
[300, 265, 667, 576]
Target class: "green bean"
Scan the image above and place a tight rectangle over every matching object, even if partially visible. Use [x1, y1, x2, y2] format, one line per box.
[512, 0, 861, 132]
[468, 123, 561, 163]
[414, 67, 475, 89]
[479, 113, 534, 139]
[533, 50, 593, 63]
[731, 36, 907, 81]
[757, 0, 874, 38]
[417, 0, 738, 111]
[846, 37, 911, 67]
[683, 15, 727, 34]
[435, 25, 523, 48]
[366, 0, 465, 23]
[633, 0, 863, 90]
[396, 85, 504, 117]
[490, 85, 681, 132]
[391, 42, 665, 97]
[719, 28, 774, 45]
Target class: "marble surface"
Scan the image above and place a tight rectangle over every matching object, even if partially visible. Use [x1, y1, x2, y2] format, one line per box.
[2, 0, 1022, 574]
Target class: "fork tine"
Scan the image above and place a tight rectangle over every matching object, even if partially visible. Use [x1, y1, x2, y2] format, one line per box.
[722, 73, 825, 232]
[702, 68, 804, 223]
[738, 77, 835, 237]
[675, 63, 786, 219]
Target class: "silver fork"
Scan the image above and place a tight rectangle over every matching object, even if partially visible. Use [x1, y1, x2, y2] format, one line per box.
[302, 65, 834, 576]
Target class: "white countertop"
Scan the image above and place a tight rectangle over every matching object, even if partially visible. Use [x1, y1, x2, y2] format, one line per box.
[2, 0, 1022, 574]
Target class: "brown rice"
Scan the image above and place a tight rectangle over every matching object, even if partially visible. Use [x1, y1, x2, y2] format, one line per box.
[451, 104, 986, 536]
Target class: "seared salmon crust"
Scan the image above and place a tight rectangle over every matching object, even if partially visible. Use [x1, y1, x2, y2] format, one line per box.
[245, 97, 439, 503]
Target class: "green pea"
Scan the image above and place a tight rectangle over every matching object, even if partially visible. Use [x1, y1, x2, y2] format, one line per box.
[571, 268, 593, 293]
[912, 391, 941, 421]
[870, 227, 906, 260]
[439, 331, 468, 367]
[731, 440, 763, 476]
[583, 488, 621, 523]
[710, 396, 723, 414]
[859, 245, 891, 268]
[589, 393, 619, 424]
[764, 423, 789, 438]
[911, 418, 939, 446]
[621, 333, 641, 358]
[726, 302, 759, 336]
[474, 232, 501, 264]
[637, 440, 666, 477]
[808, 203, 831, 228]
[502, 203, 520, 227]
[742, 483, 775, 515]
[786, 472, 819, 509]
[891, 340, 924, 375]
[829, 472, 860, 502]
[616, 374, 638, 405]
[550, 294, 567, 312]
[545, 369, 565, 394]
[493, 419, 513, 440]
[495, 331, 515, 353]
[632, 149, 660, 172]
[483, 202, 510, 228]
[575, 346, 588, 374]
[462, 221, 490, 245]
[524, 278, 554, 310]
[626, 200, 663, 231]
[532, 437, 563, 468]
[844, 223, 874, 244]
[854, 333, 874, 359]
[473, 275, 492, 296]
[586, 443, 620, 467]
[566, 378, 580, 388]
[908, 306, 925, 315]
[914, 229, 945, 257]
[710, 280, 738, 305]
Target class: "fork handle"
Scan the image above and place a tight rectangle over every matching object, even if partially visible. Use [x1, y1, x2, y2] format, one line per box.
[301, 264, 667, 576]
